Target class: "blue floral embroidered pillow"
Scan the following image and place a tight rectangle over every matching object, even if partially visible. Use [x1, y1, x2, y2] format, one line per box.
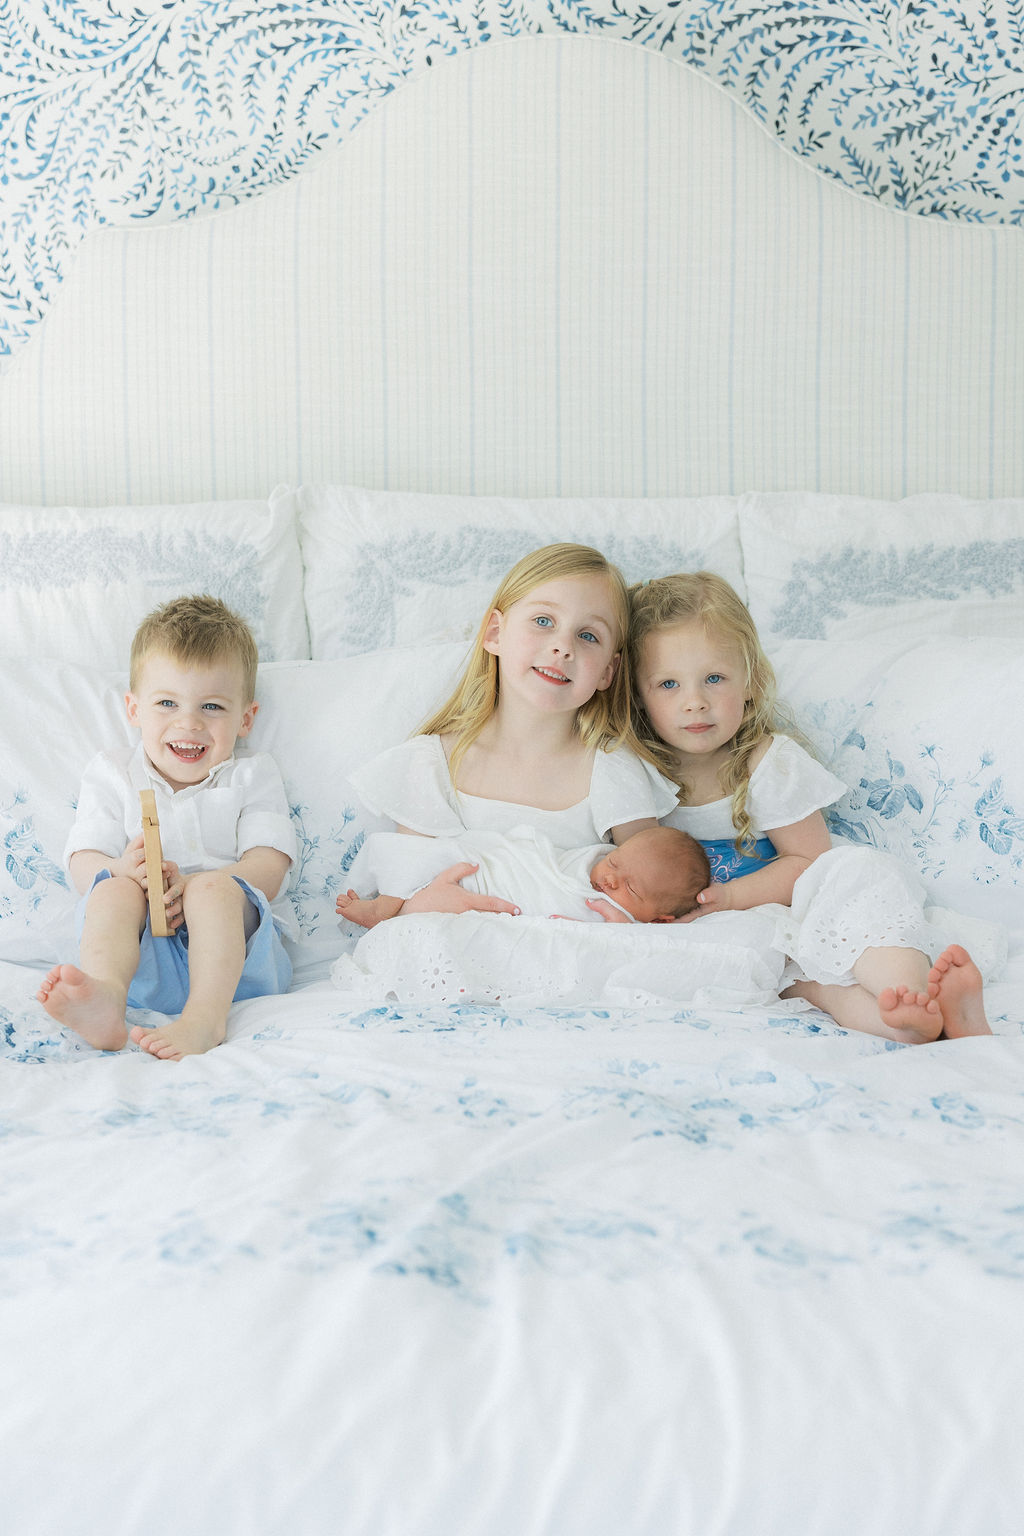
[774, 636, 1024, 929]
[0, 499, 309, 667]
[741, 494, 1024, 648]
[279, 483, 747, 659]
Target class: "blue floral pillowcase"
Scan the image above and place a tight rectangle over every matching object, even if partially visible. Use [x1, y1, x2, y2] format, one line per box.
[773, 637, 1024, 930]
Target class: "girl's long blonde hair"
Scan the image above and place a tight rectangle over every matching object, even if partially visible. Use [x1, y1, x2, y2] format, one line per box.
[628, 571, 783, 853]
[420, 543, 634, 788]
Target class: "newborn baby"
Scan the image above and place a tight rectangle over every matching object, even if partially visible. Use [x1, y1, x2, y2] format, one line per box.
[337, 824, 710, 928]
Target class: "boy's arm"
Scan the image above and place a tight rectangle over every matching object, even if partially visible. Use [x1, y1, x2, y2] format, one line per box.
[682, 811, 831, 918]
[68, 837, 149, 896]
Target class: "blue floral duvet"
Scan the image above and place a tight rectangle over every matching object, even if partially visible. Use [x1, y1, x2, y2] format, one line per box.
[2, 953, 1023, 1536]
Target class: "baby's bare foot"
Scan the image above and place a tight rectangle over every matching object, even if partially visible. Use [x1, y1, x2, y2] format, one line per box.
[36, 964, 128, 1051]
[335, 889, 399, 929]
[928, 945, 992, 1038]
[129, 1009, 226, 1061]
[878, 984, 943, 1044]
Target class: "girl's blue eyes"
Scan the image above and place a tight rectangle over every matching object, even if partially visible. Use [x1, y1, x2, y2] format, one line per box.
[658, 674, 724, 690]
[532, 616, 600, 644]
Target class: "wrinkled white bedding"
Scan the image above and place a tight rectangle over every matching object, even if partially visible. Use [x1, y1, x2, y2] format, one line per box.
[3, 951, 1024, 1535]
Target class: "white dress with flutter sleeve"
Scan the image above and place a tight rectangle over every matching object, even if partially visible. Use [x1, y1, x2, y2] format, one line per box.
[348, 733, 680, 846]
[663, 735, 1005, 986]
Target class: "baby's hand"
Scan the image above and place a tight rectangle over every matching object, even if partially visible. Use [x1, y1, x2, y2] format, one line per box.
[584, 897, 632, 924]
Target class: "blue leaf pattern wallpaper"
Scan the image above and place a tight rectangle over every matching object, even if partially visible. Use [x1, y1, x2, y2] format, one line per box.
[1, 1, 1022, 364]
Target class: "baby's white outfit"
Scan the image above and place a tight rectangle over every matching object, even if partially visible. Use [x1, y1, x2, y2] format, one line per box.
[663, 734, 1005, 986]
[350, 827, 638, 921]
[332, 737, 788, 1009]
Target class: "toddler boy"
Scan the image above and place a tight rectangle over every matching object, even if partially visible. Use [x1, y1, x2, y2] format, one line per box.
[37, 595, 295, 1059]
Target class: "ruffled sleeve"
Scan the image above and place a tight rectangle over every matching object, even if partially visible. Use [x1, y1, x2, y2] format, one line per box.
[746, 735, 846, 830]
[588, 747, 681, 839]
[348, 736, 466, 836]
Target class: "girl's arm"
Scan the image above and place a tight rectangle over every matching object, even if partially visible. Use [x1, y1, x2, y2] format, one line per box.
[609, 816, 658, 845]
[683, 810, 830, 918]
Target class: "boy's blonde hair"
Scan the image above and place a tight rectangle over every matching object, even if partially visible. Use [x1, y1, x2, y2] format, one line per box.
[129, 595, 259, 701]
[628, 571, 781, 853]
[419, 543, 634, 786]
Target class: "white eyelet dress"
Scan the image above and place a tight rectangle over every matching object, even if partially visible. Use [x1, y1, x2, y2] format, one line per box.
[662, 735, 1006, 986]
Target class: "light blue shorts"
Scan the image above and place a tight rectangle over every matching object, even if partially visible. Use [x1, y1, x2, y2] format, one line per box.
[76, 870, 292, 1015]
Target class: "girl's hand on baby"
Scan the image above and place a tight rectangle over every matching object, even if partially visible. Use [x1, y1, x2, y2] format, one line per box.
[677, 882, 733, 921]
[400, 864, 520, 918]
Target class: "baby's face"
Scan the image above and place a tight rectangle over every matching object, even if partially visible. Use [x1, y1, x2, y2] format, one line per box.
[126, 651, 257, 790]
[589, 835, 676, 923]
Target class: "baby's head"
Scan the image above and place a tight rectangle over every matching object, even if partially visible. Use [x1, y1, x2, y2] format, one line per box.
[126, 596, 260, 789]
[589, 826, 711, 922]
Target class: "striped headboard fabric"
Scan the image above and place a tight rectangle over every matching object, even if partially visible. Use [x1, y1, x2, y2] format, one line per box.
[0, 37, 1020, 507]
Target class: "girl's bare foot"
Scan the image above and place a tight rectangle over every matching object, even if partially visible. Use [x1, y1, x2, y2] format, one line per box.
[36, 964, 128, 1051]
[129, 1008, 226, 1061]
[928, 945, 992, 1038]
[877, 984, 944, 1044]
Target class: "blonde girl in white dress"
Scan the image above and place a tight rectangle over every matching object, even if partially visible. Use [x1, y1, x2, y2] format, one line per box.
[627, 572, 994, 1044]
[339, 542, 680, 926]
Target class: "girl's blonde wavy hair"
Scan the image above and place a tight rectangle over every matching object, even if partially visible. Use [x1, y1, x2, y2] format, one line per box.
[628, 571, 785, 854]
[419, 543, 634, 788]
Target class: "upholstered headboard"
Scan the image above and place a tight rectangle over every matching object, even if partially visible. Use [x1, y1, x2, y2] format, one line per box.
[1, 37, 1020, 507]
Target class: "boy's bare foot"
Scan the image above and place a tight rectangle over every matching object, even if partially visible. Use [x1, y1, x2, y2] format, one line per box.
[36, 964, 128, 1051]
[129, 1007, 227, 1061]
[335, 889, 400, 929]
[877, 984, 944, 1044]
[928, 945, 992, 1038]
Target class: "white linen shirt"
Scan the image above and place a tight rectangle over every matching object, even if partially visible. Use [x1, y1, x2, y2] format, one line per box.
[64, 742, 297, 899]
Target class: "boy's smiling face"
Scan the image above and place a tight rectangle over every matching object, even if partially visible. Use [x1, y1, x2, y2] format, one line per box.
[125, 650, 257, 790]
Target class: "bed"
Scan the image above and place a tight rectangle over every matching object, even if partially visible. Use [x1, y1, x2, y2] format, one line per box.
[2, 33, 1023, 1536]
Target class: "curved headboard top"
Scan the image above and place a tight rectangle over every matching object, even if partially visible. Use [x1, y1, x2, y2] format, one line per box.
[1, 36, 1020, 507]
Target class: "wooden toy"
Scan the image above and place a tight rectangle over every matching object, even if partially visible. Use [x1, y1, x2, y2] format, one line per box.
[139, 789, 171, 937]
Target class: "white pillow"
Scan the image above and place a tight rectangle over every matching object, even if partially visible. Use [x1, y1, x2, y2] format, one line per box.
[0, 499, 309, 666]
[0, 663, 129, 967]
[278, 483, 746, 658]
[0, 644, 467, 978]
[773, 636, 1024, 929]
[741, 493, 1024, 646]
[253, 643, 467, 981]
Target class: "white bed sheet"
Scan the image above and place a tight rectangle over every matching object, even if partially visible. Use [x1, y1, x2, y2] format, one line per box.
[2, 952, 1024, 1535]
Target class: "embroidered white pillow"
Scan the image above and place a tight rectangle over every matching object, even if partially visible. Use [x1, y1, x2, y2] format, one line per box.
[741, 493, 1024, 646]
[0, 498, 309, 667]
[773, 636, 1024, 929]
[278, 483, 746, 659]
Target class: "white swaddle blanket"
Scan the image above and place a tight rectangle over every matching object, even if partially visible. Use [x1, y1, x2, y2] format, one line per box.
[333, 828, 789, 1009]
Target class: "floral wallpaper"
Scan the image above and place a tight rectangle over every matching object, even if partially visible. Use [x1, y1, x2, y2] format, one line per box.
[1, 0, 1022, 364]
